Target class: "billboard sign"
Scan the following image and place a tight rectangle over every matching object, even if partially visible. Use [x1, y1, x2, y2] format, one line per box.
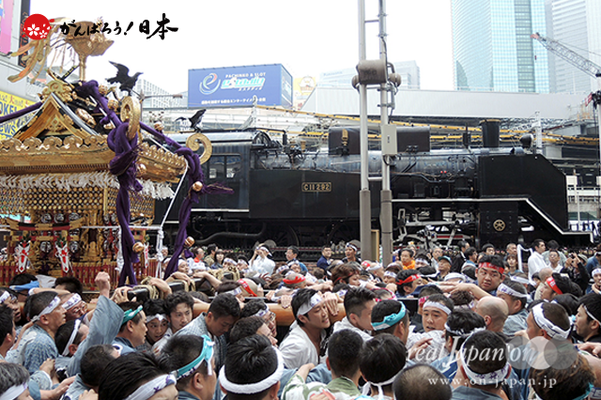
[188, 64, 293, 108]
[0, 0, 14, 54]
[293, 76, 316, 109]
[0, 91, 34, 140]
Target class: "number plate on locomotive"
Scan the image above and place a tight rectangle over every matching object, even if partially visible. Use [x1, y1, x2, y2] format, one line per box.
[302, 182, 332, 192]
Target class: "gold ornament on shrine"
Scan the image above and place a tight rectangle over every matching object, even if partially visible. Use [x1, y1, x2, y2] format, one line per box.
[133, 242, 145, 253]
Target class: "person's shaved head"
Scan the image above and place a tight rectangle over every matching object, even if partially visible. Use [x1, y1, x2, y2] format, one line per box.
[394, 364, 452, 400]
[538, 267, 553, 282]
[475, 297, 508, 332]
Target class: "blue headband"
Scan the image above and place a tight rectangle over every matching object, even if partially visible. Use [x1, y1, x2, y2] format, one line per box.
[10, 281, 39, 293]
[176, 335, 215, 378]
[122, 305, 143, 325]
[372, 302, 406, 331]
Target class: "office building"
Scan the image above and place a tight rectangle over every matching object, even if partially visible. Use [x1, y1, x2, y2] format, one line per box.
[545, 0, 601, 94]
[452, 0, 549, 93]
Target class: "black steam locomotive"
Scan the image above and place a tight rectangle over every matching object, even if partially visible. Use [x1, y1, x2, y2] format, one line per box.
[155, 121, 591, 252]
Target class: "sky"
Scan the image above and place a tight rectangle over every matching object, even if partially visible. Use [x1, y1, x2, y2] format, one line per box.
[29, 0, 454, 94]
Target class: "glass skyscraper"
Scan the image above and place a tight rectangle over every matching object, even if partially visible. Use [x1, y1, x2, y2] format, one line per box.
[452, 0, 550, 93]
[546, 0, 601, 94]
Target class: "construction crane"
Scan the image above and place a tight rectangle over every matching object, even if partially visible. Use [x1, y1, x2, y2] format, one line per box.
[531, 33, 601, 160]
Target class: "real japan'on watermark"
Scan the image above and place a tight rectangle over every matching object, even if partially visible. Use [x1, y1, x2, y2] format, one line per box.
[413, 334, 579, 372]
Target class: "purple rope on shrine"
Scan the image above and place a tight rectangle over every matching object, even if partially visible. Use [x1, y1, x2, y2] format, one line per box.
[76, 81, 231, 281]
[75, 81, 122, 128]
[78, 81, 142, 286]
[139, 122, 233, 278]
[107, 123, 142, 286]
[0, 102, 42, 124]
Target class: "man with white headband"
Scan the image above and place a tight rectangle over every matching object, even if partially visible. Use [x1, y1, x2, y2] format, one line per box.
[574, 293, 601, 343]
[240, 299, 277, 338]
[430, 309, 486, 381]
[60, 292, 87, 322]
[496, 280, 529, 336]
[161, 334, 217, 400]
[0, 363, 32, 400]
[249, 244, 276, 276]
[406, 294, 454, 363]
[526, 302, 571, 341]
[0, 288, 21, 331]
[152, 292, 196, 354]
[6, 291, 66, 373]
[282, 330, 364, 400]
[382, 266, 399, 286]
[98, 352, 177, 400]
[358, 334, 406, 400]
[55, 319, 90, 369]
[342, 242, 361, 264]
[220, 335, 283, 400]
[438, 312, 524, 400]
[453, 331, 512, 400]
[142, 299, 169, 351]
[280, 288, 330, 369]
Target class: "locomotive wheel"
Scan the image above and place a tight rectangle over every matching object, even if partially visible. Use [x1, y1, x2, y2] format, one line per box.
[493, 219, 506, 232]
[266, 225, 300, 247]
[326, 221, 360, 246]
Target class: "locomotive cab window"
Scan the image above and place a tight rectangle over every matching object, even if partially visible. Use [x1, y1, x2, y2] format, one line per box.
[207, 155, 240, 181]
[209, 156, 225, 180]
[227, 155, 241, 179]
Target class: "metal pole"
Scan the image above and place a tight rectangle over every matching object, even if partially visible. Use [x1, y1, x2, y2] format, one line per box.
[535, 111, 542, 154]
[576, 182, 581, 227]
[358, 0, 372, 261]
[378, 0, 392, 266]
[596, 77, 601, 192]
[595, 76, 601, 226]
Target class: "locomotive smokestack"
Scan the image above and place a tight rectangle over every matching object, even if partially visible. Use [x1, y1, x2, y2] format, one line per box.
[481, 119, 500, 148]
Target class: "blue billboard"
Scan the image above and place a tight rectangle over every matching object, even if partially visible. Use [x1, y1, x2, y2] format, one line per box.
[188, 64, 293, 108]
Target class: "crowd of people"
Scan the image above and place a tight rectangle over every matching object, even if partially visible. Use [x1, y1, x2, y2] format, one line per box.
[2, 238, 601, 400]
